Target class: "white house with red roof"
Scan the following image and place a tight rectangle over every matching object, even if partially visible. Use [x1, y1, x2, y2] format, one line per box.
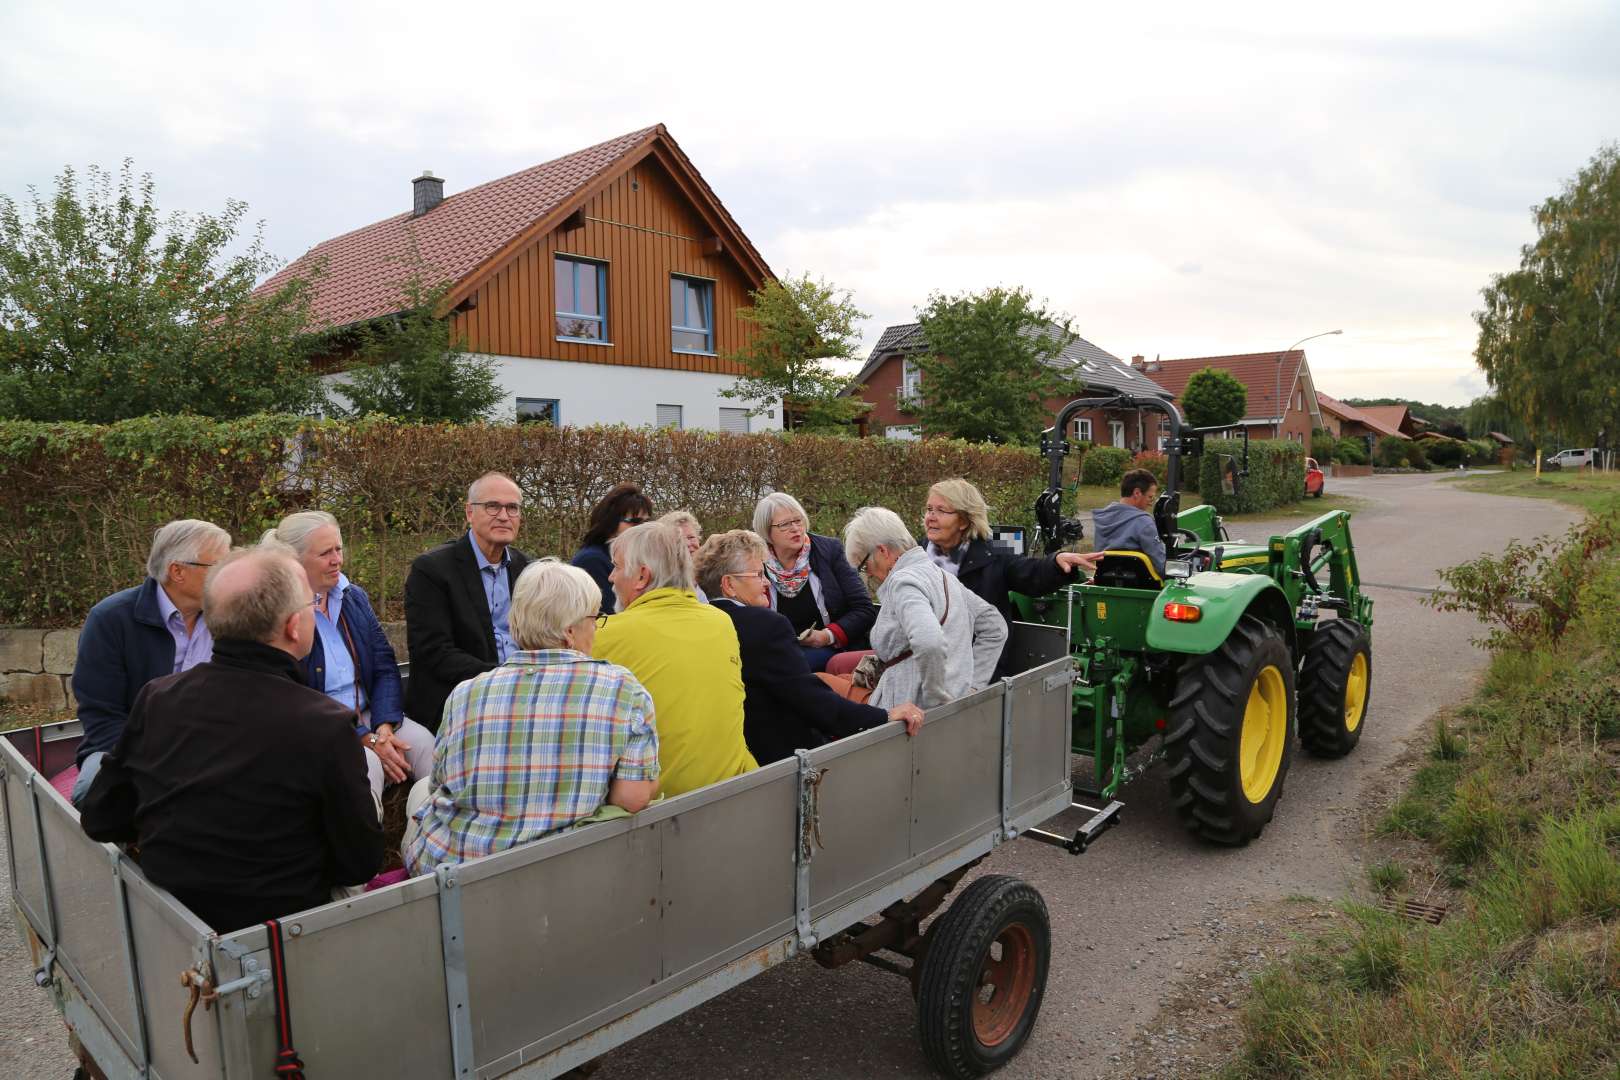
[261, 125, 779, 431]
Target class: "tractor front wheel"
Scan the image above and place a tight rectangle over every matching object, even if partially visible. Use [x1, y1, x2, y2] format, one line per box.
[1298, 618, 1371, 757]
[1165, 615, 1296, 845]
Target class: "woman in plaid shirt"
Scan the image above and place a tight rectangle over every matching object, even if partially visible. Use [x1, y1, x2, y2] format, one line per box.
[405, 560, 659, 874]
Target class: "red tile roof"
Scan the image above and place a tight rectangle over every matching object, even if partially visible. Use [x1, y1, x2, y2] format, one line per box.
[1356, 405, 1413, 437]
[260, 124, 713, 330]
[1130, 352, 1306, 421]
[1318, 393, 1408, 440]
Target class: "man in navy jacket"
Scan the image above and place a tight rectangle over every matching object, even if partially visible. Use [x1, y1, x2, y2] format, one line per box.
[70, 519, 231, 804]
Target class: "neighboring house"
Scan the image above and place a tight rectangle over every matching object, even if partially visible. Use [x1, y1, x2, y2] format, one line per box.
[259, 124, 777, 432]
[1317, 393, 1409, 442]
[1129, 351, 1326, 445]
[844, 322, 1174, 446]
[1355, 405, 1422, 439]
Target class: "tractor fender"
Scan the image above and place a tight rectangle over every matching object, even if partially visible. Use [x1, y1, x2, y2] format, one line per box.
[1146, 571, 1297, 655]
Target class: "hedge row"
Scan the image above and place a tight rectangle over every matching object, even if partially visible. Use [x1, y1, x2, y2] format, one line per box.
[1197, 438, 1306, 515]
[0, 416, 1048, 627]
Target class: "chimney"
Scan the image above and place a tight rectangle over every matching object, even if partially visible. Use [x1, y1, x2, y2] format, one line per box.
[1130, 354, 1145, 368]
[412, 170, 444, 217]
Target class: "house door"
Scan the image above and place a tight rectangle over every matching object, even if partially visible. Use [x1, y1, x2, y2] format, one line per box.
[1110, 420, 1125, 447]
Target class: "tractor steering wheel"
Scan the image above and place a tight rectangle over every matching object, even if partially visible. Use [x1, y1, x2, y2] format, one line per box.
[1172, 528, 1203, 549]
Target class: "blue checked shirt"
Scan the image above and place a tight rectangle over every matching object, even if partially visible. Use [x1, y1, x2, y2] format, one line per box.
[406, 650, 658, 874]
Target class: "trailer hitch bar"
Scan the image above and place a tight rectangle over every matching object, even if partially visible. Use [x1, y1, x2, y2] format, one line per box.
[1024, 799, 1124, 854]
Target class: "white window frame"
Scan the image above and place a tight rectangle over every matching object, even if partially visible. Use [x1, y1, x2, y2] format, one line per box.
[1109, 420, 1125, 447]
[1072, 417, 1092, 442]
[900, 356, 922, 407]
[515, 397, 560, 425]
[718, 406, 750, 434]
[656, 404, 683, 430]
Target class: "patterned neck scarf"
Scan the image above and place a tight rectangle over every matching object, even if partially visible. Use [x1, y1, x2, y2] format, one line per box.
[766, 543, 813, 598]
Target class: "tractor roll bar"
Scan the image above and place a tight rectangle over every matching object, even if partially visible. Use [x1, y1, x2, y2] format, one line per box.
[1039, 394, 1189, 553]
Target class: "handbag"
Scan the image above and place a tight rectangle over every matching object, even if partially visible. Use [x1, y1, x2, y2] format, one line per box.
[852, 568, 952, 691]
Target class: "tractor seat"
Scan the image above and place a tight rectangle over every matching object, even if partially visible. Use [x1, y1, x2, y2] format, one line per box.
[1091, 550, 1164, 590]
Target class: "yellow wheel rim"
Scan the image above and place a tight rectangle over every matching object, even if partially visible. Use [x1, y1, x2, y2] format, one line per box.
[1344, 652, 1369, 733]
[1240, 665, 1288, 803]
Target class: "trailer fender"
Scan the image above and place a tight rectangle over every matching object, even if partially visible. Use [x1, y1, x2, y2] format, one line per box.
[1145, 572, 1296, 655]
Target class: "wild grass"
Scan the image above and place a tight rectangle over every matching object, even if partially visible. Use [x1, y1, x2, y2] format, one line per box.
[1449, 467, 1620, 514]
[1218, 552, 1620, 1079]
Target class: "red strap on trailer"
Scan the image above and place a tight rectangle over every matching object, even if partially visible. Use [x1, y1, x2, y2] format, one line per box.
[263, 919, 306, 1079]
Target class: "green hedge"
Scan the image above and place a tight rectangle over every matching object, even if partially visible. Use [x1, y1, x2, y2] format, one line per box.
[1375, 435, 1409, 468]
[1196, 438, 1306, 515]
[0, 416, 1047, 627]
[1079, 446, 1132, 488]
[1336, 438, 1369, 465]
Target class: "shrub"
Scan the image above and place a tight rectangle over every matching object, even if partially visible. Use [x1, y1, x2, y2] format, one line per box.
[1375, 435, 1409, 468]
[1079, 446, 1132, 488]
[1404, 439, 1430, 470]
[1181, 367, 1247, 429]
[1196, 438, 1305, 514]
[1310, 429, 1337, 463]
[1423, 437, 1466, 467]
[0, 416, 1047, 626]
[1337, 438, 1369, 465]
[1468, 439, 1499, 465]
[1130, 450, 1168, 489]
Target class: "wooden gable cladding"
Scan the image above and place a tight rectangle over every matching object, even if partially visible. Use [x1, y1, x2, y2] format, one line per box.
[451, 158, 753, 375]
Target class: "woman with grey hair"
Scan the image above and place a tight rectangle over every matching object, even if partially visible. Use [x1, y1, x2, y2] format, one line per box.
[406, 559, 658, 873]
[262, 510, 430, 802]
[751, 492, 875, 671]
[840, 506, 1008, 710]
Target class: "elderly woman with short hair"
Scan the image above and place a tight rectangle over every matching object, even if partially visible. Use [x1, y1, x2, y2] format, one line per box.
[695, 530, 923, 764]
[922, 478, 1100, 679]
[842, 507, 1008, 710]
[262, 510, 431, 802]
[658, 509, 708, 602]
[752, 492, 876, 671]
[405, 559, 659, 874]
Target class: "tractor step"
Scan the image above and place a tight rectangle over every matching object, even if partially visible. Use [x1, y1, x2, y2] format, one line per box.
[1024, 799, 1124, 855]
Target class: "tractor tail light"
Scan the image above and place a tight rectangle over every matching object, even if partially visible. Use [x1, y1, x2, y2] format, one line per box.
[1163, 602, 1202, 622]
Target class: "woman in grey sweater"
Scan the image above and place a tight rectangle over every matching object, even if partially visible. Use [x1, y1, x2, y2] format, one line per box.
[841, 507, 1008, 710]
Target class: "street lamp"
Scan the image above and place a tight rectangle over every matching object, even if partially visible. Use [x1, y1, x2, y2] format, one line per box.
[1274, 329, 1342, 438]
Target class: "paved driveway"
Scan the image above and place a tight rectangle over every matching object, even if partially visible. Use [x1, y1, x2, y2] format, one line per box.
[0, 472, 1580, 1079]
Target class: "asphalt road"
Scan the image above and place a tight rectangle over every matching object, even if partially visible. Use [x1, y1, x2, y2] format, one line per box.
[0, 472, 1581, 1079]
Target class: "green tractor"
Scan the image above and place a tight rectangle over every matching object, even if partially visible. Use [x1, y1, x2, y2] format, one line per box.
[1017, 394, 1374, 846]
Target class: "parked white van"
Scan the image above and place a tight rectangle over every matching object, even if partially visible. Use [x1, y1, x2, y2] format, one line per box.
[1544, 448, 1598, 470]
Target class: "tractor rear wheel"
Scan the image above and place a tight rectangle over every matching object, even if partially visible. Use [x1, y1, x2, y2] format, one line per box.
[1165, 615, 1296, 845]
[1298, 618, 1371, 757]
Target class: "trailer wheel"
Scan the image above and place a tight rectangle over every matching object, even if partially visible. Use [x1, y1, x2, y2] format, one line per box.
[1298, 618, 1371, 758]
[916, 874, 1050, 1078]
[1165, 615, 1296, 845]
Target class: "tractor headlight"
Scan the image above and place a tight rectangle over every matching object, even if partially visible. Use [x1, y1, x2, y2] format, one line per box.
[1164, 558, 1194, 580]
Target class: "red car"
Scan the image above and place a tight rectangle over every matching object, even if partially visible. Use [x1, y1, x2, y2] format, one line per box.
[1304, 457, 1325, 498]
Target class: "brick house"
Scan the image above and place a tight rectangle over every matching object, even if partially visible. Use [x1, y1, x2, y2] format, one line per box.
[259, 124, 777, 432]
[1128, 351, 1326, 446]
[844, 322, 1174, 446]
[1355, 404, 1422, 439]
[1317, 393, 1409, 443]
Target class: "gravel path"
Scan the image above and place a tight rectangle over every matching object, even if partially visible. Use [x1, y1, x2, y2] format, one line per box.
[0, 472, 1578, 1079]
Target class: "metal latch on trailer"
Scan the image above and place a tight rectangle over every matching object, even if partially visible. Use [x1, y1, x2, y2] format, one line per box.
[1024, 799, 1124, 855]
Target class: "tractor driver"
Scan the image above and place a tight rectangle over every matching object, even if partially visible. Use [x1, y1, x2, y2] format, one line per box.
[1091, 469, 1167, 575]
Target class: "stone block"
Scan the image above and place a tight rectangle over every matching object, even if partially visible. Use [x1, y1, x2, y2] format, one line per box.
[0, 672, 66, 709]
[0, 628, 44, 672]
[43, 629, 80, 675]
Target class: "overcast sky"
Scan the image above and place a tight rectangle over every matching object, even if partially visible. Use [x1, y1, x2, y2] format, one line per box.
[4, 1, 1617, 406]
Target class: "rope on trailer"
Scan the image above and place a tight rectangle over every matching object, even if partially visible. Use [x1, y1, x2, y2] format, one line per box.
[264, 919, 306, 1079]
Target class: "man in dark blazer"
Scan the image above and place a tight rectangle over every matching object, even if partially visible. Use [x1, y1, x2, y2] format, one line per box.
[404, 473, 531, 731]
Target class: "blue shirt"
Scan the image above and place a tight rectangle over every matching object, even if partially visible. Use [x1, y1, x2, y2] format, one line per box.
[155, 585, 213, 674]
[313, 573, 365, 716]
[469, 533, 514, 663]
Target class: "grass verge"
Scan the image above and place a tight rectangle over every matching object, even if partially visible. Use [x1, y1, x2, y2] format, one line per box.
[1217, 536, 1620, 1078]
[1446, 467, 1620, 514]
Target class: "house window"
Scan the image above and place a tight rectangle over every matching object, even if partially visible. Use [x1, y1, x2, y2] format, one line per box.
[671, 275, 714, 353]
[718, 407, 750, 434]
[656, 404, 683, 429]
[886, 425, 920, 441]
[555, 256, 608, 342]
[516, 397, 560, 426]
[1072, 417, 1092, 442]
[900, 356, 922, 406]
[1109, 420, 1125, 447]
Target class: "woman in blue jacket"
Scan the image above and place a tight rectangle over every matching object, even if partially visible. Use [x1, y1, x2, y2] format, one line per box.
[262, 511, 432, 802]
[751, 492, 876, 671]
[570, 483, 655, 614]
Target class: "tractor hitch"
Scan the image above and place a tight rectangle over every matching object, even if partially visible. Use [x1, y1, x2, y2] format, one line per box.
[1024, 799, 1124, 855]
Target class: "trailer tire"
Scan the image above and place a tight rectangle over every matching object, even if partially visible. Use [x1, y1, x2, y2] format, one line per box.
[1165, 615, 1295, 845]
[916, 874, 1050, 1078]
[1298, 618, 1371, 758]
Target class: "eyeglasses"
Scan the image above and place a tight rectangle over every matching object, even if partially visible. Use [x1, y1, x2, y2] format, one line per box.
[473, 501, 523, 518]
[724, 570, 767, 583]
[922, 505, 959, 519]
[857, 552, 873, 575]
[180, 560, 216, 568]
[593, 613, 610, 628]
[620, 516, 651, 526]
[770, 518, 805, 532]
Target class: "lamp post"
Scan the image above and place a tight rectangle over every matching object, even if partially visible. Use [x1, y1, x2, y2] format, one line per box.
[1274, 329, 1342, 438]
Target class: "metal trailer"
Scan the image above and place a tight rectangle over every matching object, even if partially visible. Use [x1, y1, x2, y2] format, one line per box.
[3, 624, 1122, 1080]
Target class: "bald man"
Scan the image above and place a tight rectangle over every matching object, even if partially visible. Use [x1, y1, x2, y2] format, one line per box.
[80, 548, 382, 933]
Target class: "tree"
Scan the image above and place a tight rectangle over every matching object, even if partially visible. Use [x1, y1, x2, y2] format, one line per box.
[910, 287, 1075, 445]
[1474, 144, 1620, 443]
[0, 162, 325, 421]
[333, 274, 503, 423]
[1181, 367, 1248, 429]
[722, 273, 869, 432]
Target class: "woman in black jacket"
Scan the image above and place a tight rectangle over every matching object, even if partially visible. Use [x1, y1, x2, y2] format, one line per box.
[694, 530, 923, 764]
[570, 483, 654, 613]
[752, 492, 876, 671]
[921, 478, 1099, 677]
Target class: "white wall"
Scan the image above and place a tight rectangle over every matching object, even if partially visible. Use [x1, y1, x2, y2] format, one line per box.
[486, 353, 782, 431]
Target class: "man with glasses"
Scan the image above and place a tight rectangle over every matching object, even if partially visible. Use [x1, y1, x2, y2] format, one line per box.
[70, 518, 232, 805]
[404, 472, 532, 732]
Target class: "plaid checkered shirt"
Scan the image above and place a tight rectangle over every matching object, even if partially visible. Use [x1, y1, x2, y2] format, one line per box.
[406, 649, 658, 874]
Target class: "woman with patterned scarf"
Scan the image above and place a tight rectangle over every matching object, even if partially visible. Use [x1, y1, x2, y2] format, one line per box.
[751, 492, 876, 672]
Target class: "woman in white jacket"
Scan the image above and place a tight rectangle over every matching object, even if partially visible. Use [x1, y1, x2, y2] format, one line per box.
[842, 507, 1008, 710]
